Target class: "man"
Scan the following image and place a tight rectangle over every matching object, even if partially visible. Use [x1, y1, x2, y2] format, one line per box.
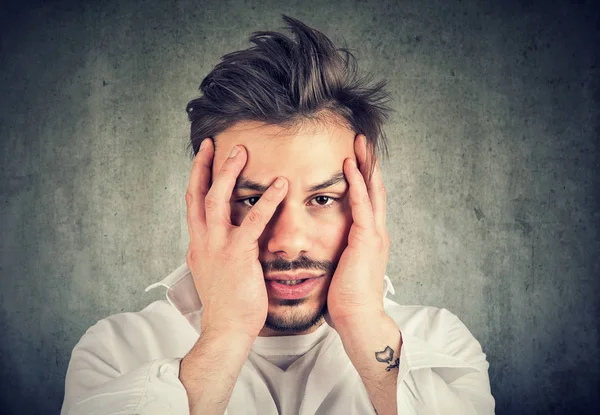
[61, 15, 494, 415]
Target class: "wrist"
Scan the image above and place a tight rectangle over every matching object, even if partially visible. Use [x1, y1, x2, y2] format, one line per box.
[337, 313, 403, 382]
[333, 309, 388, 337]
[200, 314, 263, 341]
[180, 326, 256, 411]
[200, 325, 258, 347]
[336, 312, 399, 351]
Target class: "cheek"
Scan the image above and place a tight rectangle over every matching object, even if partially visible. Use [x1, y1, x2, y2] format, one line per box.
[314, 210, 352, 261]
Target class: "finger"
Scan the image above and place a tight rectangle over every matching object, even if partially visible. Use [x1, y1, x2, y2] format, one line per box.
[238, 177, 288, 242]
[354, 134, 378, 225]
[354, 134, 370, 181]
[186, 138, 214, 238]
[344, 157, 375, 231]
[204, 144, 247, 231]
[355, 135, 387, 232]
[370, 159, 387, 232]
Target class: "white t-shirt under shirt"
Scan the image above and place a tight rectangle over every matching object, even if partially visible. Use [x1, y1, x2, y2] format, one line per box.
[251, 320, 329, 371]
[61, 262, 495, 415]
[248, 322, 329, 413]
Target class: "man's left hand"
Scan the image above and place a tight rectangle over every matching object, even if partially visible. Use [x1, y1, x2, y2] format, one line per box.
[325, 133, 390, 333]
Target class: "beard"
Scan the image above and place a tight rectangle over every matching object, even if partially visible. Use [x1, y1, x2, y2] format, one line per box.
[264, 299, 328, 334]
[260, 254, 336, 334]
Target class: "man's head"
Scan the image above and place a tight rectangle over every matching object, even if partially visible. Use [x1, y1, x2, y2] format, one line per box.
[186, 16, 393, 336]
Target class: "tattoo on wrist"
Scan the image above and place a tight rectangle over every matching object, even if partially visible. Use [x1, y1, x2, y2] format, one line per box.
[374, 345, 400, 372]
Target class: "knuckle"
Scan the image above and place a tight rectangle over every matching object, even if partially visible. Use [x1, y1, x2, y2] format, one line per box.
[192, 155, 204, 168]
[191, 157, 206, 174]
[376, 232, 390, 250]
[246, 207, 263, 224]
[186, 248, 202, 265]
[259, 189, 276, 204]
[218, 163, 232, 177]
[204, 194, 219, 211]
[220, 157, 240, 175]
[353, 194, 370, 207]
[185, 191, 193, 207]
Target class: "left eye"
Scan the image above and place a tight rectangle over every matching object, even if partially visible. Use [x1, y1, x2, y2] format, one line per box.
[240, 196, 260, 207]
[310, 196, 336, 207]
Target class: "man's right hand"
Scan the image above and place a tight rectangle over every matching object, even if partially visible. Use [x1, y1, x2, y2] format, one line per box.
[185, 138, 288, 339]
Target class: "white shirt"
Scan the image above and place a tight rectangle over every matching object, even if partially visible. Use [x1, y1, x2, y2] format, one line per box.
[61, 262, 495, 414]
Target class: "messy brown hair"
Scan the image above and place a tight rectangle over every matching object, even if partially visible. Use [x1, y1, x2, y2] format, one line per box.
[185, 15, 393, 177]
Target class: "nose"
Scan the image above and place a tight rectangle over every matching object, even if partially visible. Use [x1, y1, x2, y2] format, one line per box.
[262, 202, 311, 260]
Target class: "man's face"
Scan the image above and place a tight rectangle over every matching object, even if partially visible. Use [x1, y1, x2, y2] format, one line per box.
[212, 118, 356, 336]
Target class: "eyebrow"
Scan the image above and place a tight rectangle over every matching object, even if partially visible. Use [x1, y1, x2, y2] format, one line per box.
[234, 171, 347, 193]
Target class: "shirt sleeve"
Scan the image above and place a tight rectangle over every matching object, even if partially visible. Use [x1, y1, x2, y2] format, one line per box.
[61, 329, 190, 415]
[395, 309, 495, 414]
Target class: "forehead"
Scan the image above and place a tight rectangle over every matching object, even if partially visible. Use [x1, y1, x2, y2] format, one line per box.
[212, 119, 356, 186]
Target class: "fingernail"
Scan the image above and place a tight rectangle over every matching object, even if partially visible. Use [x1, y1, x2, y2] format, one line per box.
[350, 159, 357, 168]
[228, 145, 239, 158]
[199, 139, 208, 151]
[273, 177, 285, 188]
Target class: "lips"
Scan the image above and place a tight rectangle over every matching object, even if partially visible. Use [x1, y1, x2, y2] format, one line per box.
[265, 275, 325, 299]
[265, 273, 322, 281]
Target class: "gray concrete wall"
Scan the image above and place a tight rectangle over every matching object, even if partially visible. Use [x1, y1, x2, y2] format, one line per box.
[1, 0, 598, 413]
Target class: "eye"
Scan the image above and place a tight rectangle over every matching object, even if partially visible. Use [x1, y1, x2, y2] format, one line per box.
[240, 196, 261, 207]
[309, 196, 337, 207]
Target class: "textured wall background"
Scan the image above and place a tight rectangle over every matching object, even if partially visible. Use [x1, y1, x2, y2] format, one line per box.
[1, 0, 598, 413]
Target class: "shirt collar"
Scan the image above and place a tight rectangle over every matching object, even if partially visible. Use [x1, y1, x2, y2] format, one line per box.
[145, 262, 396, 331]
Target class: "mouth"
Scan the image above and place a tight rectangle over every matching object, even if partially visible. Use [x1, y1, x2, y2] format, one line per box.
[265, 272, 322, 282]
[265, 274, 325, 299]
[272, 279, 308, 286]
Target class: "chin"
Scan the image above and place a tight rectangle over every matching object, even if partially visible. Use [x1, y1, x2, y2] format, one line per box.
[264, 301, 328, 334]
